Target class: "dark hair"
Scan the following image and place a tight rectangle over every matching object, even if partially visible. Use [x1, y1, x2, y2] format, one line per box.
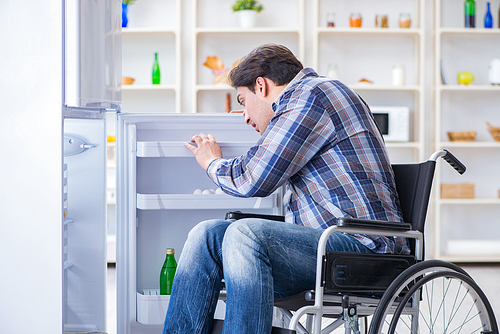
[227, 44, 303, 93]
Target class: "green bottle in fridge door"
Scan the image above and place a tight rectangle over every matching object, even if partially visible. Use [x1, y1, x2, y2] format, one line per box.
[160, 248, 177, 295]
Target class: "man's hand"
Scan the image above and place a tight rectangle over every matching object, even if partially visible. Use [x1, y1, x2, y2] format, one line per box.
[184, 133, 223, 171]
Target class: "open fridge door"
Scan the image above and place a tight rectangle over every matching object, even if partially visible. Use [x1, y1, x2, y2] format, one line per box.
[62, 0, 121, 331]
[63, 117, 108, 332]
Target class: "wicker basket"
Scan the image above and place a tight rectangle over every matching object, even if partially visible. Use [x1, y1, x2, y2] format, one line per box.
[122, 76, 135, 85]
[487, 122, 500, 142]
[447, 131, 476, 142]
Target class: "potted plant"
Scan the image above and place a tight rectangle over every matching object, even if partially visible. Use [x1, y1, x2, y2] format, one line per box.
[232, 0, 264, 28]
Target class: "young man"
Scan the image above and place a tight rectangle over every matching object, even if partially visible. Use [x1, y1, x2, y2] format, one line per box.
[163, 44, 409, 334]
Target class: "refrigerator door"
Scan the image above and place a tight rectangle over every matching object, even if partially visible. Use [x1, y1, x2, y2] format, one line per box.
[63, 117, 107, 332]
[65, 0, 122, 110]
[116, 113, 282, 334]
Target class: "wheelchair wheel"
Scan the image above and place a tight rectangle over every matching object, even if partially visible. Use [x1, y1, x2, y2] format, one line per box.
[369, 260, 498, 334]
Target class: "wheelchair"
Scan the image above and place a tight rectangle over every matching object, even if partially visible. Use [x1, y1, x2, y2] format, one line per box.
[223, 149, 498, 334]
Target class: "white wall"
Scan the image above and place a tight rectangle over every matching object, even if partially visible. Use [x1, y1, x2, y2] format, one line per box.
[0, 2, 63, 333]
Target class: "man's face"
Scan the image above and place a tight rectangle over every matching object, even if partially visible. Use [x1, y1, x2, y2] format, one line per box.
[236, 86, 275, 134]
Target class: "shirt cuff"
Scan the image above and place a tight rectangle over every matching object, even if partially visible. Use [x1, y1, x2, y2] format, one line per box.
[206, 158, 224, 184]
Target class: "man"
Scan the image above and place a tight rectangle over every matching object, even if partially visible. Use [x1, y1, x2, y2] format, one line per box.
[162, 44, 409, 334]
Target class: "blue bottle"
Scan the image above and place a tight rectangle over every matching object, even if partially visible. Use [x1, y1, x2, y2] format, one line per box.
[484, 2, 493, 28]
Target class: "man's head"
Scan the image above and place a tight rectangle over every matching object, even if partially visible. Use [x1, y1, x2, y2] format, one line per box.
[228, 44, 303, 134]
[228, 44, 303, 93]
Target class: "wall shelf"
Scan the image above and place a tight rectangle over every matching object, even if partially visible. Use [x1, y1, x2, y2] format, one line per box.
[317, 27, 422, 35]
[192, 0, 305, 114]
[121, 0, 181, 114]
[123, 85, 177, 91]
[313, 0, 426, 163]
[195, 27, 302, 34]
[433, 0, 500, 262]
[122, 27, 177, 34]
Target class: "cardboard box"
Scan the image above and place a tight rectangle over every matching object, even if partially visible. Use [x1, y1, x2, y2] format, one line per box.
[441, 183, 475, 199]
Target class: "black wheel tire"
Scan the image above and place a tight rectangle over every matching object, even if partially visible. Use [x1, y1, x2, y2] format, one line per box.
[369, 260, 498, 334]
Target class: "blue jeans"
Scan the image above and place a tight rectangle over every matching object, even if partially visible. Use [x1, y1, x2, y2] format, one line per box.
[162, 218, 372, 334]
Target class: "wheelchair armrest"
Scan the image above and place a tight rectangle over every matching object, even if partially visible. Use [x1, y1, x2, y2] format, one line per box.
[225, 211, 285, 222]
[337, 217, 412, 232]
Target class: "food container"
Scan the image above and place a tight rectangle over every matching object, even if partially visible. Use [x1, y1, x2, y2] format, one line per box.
[447, 131, 476, 142]
[350, 13, 362, 28]
[399, 13, 411, 28]
[375, 15, 388, 28]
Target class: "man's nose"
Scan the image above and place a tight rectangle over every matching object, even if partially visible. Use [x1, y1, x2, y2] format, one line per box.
[244, 111, 251, 125]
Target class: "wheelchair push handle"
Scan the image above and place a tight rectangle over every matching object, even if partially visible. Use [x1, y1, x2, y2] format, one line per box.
[429, 149, 466, 175]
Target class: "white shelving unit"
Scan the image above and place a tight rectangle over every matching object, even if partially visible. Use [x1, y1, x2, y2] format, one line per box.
[121, 0, 181, 113]
[433, 0, 500, 262]
[192, 0, 305, 113]
[312, 0, 426, 163]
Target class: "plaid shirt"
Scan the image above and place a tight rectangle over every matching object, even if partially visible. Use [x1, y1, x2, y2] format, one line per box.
[207, 68, 410, 255]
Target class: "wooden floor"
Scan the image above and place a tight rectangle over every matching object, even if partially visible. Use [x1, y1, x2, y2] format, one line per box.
[105, 263, 500, 334]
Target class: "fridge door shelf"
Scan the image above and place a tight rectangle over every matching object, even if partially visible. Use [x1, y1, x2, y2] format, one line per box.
[137, 141, 257, 158]
[136, 290, 169, 325]
[136, 193, 278, 210]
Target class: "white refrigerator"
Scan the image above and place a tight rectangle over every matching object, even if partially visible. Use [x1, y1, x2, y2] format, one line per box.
[0, 0, 283, 332]
[60, 1, 283, 333]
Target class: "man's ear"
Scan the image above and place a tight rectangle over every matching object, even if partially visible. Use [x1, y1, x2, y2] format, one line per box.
[255, 77, 269, 97]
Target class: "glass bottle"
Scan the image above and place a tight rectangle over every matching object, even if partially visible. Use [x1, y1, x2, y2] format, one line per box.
[152, 52, 161, 85]
[484, 2, 493, 28]
[160, 248, 177, 295]
[327, 64, 339, 80]
[326, 13, 335, 27]
[464, 0, 476, 28]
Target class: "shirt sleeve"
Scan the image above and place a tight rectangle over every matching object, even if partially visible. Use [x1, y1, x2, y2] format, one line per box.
[207, 89, 337, 198]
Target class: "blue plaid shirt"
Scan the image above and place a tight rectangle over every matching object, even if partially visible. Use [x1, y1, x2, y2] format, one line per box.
[207, 68, 410, 255]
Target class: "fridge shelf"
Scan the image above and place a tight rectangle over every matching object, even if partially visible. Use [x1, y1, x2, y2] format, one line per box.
[136, 141, 256, 158]
[136, 290, 169, 325]
[136, 193, 277, 210]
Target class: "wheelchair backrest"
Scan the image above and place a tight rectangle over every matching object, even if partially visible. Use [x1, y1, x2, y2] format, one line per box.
[392, 161, 436, 234]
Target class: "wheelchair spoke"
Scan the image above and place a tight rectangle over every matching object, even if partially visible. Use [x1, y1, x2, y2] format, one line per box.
[370, 266, 497, 334]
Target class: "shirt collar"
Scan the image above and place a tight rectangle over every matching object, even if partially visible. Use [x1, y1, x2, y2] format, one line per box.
[272, 67, 319, 111]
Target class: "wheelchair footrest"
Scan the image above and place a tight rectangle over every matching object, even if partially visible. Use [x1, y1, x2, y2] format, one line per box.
[325, 252, 416, 293]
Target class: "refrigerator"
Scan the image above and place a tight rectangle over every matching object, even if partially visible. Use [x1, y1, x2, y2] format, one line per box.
[61, 1, 282, 333]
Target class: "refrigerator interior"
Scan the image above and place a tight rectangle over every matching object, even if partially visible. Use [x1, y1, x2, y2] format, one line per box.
[63, 117, 107, 332]
[117, 113, 283, 333]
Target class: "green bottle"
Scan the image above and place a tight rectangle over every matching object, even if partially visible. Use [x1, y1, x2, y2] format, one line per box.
[464, 0, 476, 28]
[160, 248, 177, 295]
[152, 52, 161, 85]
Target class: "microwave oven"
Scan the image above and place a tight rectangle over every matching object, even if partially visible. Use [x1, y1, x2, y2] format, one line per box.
[370, 106, 410, 142]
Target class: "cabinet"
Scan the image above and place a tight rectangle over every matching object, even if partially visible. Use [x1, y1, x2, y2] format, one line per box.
[192, 0, 305, 113]
[434, 0, 500, 261]
[121, 0, 181, 113]
[312, 0, 426, 163]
